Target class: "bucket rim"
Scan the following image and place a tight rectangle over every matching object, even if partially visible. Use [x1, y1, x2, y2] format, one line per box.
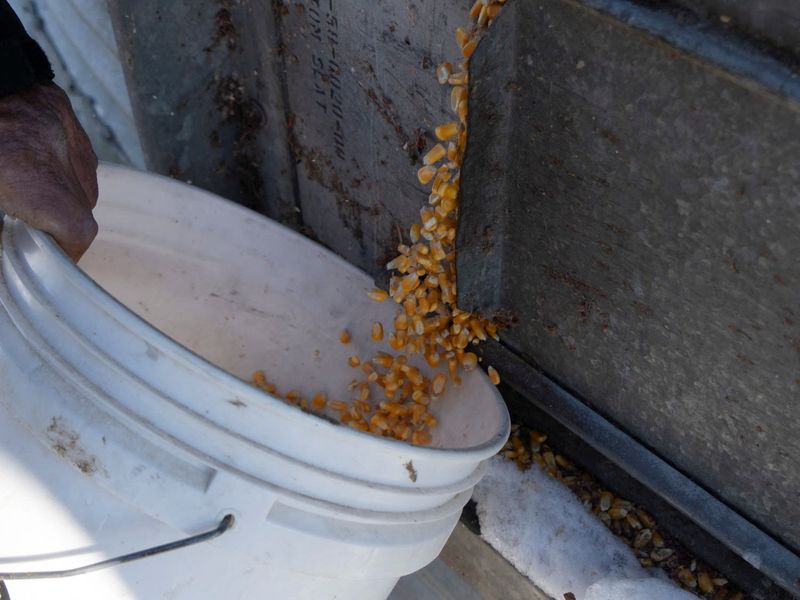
[11, 162, 510, 464]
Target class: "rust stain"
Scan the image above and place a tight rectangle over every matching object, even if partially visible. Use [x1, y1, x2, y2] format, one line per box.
[596, 240, 614, 256]
[366, 88, 407, 144]
[599, 128, 620, 145]
[605, 222, 629, 237]
[543, 265, 608, 299]
[205, 7, 238, 52]
[481, 225, 495, 254]
[727, 325, 753, 341]
[298, 146, 370, 244]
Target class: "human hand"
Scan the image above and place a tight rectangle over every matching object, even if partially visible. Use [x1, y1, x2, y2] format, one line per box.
[0, 82, 98, 262]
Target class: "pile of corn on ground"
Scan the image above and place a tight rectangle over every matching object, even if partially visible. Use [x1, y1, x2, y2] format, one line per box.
[500, 423, 747, 600]
[252, 1, 507, 445]
[250, 1, 746, 597]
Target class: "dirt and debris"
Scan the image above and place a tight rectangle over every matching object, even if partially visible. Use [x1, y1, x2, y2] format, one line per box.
[46, 417, 101, 476]
[206, 7, 238, 52]
[211, 73, 266, 208]
[405, 460, 418, 482]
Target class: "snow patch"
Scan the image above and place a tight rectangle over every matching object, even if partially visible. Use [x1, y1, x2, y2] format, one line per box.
[585, 577, 697, 600]
[472, 456, 693, 600]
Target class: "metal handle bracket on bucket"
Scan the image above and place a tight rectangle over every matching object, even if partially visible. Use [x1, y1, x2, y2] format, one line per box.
[0, 514, 233, 598]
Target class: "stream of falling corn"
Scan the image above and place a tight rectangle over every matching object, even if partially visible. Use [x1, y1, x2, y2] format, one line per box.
[252, 0, 508, 446]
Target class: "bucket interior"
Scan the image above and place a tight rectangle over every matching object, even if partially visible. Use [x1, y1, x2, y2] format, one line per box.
[76, 168, 506, 451]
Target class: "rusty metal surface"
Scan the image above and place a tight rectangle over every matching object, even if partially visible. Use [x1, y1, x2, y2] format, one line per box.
[458, 0, 800, 556]
[110, 0, 472, 279]
[107, 0, 299, 223]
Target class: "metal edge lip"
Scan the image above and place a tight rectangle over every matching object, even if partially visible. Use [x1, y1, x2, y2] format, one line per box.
[2, 163, 510, 463]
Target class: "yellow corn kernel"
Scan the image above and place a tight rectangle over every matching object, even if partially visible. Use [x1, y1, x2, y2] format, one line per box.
[379, 401, 403, 416]
[417, 165, 437, 185]
[455, 27, 470, 48]
[373, 352, 394, 369]
[394, 422, 411, 440]
[348, 355, 361, 368]
[388, 333, 404, 350]
[425, 352, 441, 368]
[350, 420, 370, 432]
[252, 370, 267, 387]
[412, 430, 433, 446]
[448, 357, 458, 379]
[372, 322, 384, 342]
[370, 414, 390, 431]
[461, 39, 477, 58]
[264, 382, 277, 394]
[454, 329, 470, 349]
[312, 392, 327, 411]
[432, 372, 447, 395]
[436, 61, 452, 85]
[487, 2, 503, 18]
[469, 0, 483, 18]
[477, 4, 489, 27]
[488, 366, 501, 385]
[329, 400, 348, 412]
[353, 399, 371, 414]
[395, 313, 409, 331]
[358, 383, 370, 402]
[368, 288, 389, 302]
[446, 142, 458, 162]
[470, 318, 487, 340]
[457, 100, 468, 124]
[439, 196, 457, 215]
[401, 272, 420, 291]
[286, 390, 300, 403]
[435, 122, 460, 141]
[409, 223, 421, 243]
[412, 314, 425, 335]
[339, 329, 351, 344]
[451, 86, 466, 113]
[448, 70, 468, 85]
[461, 351, 478, 371]
[441, 183, 459, 202]
[412, 391, 430, 405]
[404, 296, 417, 316]
[423, 143, 446, 165]
[410, 403, 427, 423]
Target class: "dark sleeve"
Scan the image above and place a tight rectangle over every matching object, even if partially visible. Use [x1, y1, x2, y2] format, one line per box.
[0, 0, 54, 98]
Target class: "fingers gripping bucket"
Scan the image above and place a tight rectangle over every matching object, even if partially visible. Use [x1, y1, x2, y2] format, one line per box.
[0, 164, 510, 599]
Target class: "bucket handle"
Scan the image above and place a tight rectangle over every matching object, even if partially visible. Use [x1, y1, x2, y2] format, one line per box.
[0, 514, 234, 596]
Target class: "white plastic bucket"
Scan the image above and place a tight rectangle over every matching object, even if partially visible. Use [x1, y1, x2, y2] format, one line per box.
[0, 164, 509, 599]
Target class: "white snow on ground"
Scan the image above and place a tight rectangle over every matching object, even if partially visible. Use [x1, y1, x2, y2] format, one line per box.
[585, 577, 697, 600]
[472, 456, 695, 600]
